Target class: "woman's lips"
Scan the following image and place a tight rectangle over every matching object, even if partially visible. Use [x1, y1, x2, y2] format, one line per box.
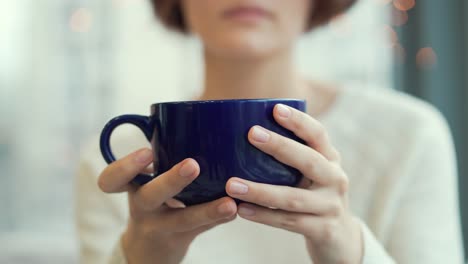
[223, 6, 271, 23]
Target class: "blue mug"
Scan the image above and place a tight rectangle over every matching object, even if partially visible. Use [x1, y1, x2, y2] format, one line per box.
[100, 99, 306, 205]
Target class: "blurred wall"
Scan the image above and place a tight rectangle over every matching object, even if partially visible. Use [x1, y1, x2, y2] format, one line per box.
[394, 0, 468, 257]
[112, 0, 194, 114]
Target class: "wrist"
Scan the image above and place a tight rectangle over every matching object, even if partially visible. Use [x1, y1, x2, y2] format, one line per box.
[121, 224, 190, 264]
[122, 226, 164, 264]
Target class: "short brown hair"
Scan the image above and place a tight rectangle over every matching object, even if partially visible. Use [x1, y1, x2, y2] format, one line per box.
[150, 0, 357, 33]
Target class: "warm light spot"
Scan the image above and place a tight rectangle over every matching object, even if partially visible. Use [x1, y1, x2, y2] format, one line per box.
[69, 8, 93, 33]
[392, 43, 406, 64]
[391, 8, 408, 27]
[393, 0, 416, 11]
[416, 47, 437, 69]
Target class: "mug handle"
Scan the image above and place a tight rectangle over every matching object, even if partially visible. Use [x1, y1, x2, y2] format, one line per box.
[99, 115, 154, 185]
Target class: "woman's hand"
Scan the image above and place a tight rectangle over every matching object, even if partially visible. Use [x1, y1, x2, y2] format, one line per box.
[98, 150, 237, 264]
[226, 104, 363, 264]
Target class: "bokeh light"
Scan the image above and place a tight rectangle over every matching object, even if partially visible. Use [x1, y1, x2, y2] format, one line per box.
[416, 47, 438, 69]
[393, 0, 416, 11]
[69, 8, 93, 33]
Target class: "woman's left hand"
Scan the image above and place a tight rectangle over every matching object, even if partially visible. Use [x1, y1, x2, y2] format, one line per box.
[226, 104, 363, 264]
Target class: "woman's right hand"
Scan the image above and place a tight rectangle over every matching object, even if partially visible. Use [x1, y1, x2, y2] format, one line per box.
[98, 148, 238, 264]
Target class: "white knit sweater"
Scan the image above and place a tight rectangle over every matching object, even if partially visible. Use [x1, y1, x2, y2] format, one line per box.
[75, 84, 464, 263]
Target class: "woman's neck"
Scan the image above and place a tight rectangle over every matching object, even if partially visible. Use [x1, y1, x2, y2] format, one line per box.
[197, 49, 338, 117]
[198, 49, 308, 100]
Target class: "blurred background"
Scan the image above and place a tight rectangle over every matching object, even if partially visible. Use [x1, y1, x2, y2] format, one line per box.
[0, 0, 466, 263]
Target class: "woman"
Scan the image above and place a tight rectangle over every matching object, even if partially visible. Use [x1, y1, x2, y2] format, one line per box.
[75, 0, 464, 263]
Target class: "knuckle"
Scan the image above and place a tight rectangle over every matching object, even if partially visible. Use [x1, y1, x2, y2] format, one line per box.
[313, 123, 328, 142]
[279, 215, 300, 230]
[285, 191, 304, 211]
[333, 167, 349, 195]
[302, 158, 317, 175]
[337, 176, 349, 195]
[328, 199, 342, 217]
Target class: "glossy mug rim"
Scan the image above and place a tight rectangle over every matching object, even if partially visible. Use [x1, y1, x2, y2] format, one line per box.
[150, 98, 306, 107]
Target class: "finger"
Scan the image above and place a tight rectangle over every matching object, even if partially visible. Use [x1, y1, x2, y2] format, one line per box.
[162, 197, 237, 233]
[226, 178, 335, 214]
[237, 203, 315, 235]
[134, 158, 199, 211]
[238, 203, 343, 242]
[98, 148, 153, 193]
[273, 104, 340, 162]
[238, 204, 342, 240]
[248, 126, 339, 185]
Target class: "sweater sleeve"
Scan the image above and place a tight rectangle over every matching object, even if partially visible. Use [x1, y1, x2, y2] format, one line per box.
[358, 218, 396, 264]
[380, 110, 464, 263]
[75, 152, 129, 264]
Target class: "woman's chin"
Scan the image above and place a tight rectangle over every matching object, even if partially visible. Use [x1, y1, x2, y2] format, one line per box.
[210, 37, 280, 60]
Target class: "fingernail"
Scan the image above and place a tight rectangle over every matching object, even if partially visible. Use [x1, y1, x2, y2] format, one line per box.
[276, 104, 291, 118]
[251, 126, 270, 143]
[134, 149, 153, 164]
[229, 181, 249, 195]
[179, 160, 196, 178]
[217, 202, 234, 215]
[238, 205, 255, 216]
[165, 199, 186, 209]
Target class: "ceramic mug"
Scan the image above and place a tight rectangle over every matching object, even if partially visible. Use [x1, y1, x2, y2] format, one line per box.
[100, 99, 306, 205]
